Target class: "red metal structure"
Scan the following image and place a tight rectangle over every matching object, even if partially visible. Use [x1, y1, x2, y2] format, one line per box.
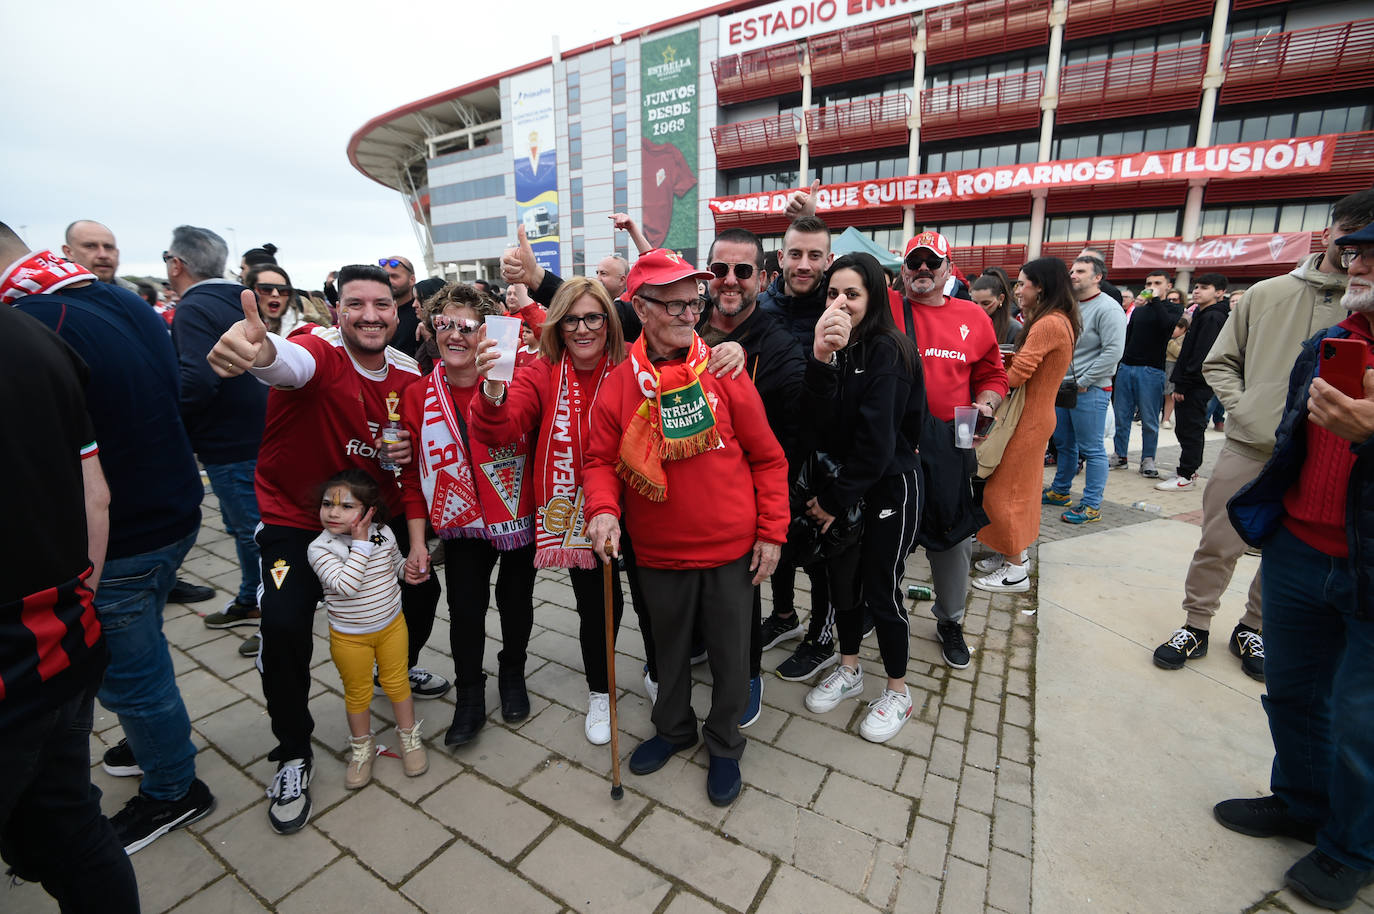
[709, 114, 802, 170]
[920, 71, 1044, 142]
[711, 44, 803, 107]
[1065, 0, 1213, 40]
[1057, 44, 1209, 123]
[925, 0, 1051, 65]
[810, 18, 914, 88]
[1221, 18, 1374, 105]
[1203, 131, 1374, 203]
[805, 94, 912, 158]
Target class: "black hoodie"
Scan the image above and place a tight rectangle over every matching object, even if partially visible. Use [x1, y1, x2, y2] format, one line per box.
[1171, 298, 1231, 396]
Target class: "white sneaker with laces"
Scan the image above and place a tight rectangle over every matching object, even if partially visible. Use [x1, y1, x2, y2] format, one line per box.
[971, 562, 1030, 594]
[805, 664, 864, 713]
[973, 554, 1004, 575]
[1155, 474, 1196, 491]
[859, 687, 913, 743]
[267, 758, 312, 835]
[408, 666, 451, 699]
[585, 691, 611, 745]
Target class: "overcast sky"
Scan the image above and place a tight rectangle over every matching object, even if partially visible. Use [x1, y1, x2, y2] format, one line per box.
[2, 0, 707, 288]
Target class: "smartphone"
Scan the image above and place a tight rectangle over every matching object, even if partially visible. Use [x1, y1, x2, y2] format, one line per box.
[1319, 337, 1373, 398]
[974, 413, 996, 437]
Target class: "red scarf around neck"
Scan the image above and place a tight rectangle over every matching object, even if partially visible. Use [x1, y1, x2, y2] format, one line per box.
[534, 353, 613, 569]
[1, 251, 97, 305]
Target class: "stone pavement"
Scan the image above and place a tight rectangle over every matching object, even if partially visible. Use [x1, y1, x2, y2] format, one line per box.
[5, 423, 1371, 913]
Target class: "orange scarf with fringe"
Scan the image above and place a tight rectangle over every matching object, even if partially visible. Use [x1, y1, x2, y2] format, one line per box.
[617, 332, 720, 501]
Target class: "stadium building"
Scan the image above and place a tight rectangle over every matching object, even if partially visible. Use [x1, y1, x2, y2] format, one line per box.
[348, 0, 1373, 288]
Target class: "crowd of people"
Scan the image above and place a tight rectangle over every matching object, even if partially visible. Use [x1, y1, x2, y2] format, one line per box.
[2, 182, 1372, 910]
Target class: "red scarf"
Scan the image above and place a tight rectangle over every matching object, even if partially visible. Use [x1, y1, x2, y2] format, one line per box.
[535, 354, 612, 569]
[417, 368, 534, 550]
[617, 332, 720, 501]
[1, 251, 97, 305]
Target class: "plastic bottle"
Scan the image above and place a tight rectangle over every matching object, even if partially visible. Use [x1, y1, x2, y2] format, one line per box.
[907, 584, 934, 601]
[1132, 501, 1162, 514]
[379, 412, 402, 472]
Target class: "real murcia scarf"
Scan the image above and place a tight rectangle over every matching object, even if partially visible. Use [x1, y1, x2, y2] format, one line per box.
[617, 332, 720, 501]
[534, 354, 612, 570]
[1, 251, 97, 305]
[417, 368, 533, 549]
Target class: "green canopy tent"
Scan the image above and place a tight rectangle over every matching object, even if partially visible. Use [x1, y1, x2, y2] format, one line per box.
[830, 225, 903, 271]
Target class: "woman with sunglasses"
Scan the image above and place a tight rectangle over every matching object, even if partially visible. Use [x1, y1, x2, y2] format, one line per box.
[971, 258, 1079, 592]
[971, 268, 1023, 346]
[467, 277, 632, 746]
[398, 283, 538, 748]
[800, 252, 926, 744]
[244, 264, 329, 337]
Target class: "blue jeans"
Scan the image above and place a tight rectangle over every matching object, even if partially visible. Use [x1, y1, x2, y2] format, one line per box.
[204, 460, 262, 604]
[95, 530, 199, 801]
[1262, 525, 1374, 870]
[1207, 395, 1226, 425]
[1050, 386, 1110, 509]
[1112, 364, 1165, 460]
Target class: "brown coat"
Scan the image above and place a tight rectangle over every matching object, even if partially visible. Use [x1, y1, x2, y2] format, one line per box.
[977, 312, 1075, 557]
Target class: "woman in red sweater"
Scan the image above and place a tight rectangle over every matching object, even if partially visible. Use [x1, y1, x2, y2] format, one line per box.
[469, 277, 628, 746]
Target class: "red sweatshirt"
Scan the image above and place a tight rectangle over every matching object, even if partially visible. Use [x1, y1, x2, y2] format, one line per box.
[584, 358, 789, 569]
[890, 295, 1008, 421]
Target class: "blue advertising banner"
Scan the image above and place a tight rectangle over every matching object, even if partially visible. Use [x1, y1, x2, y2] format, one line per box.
[511, 66, 560, 275]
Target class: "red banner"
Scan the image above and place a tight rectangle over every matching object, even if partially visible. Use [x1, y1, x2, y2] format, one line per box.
[1112, 232, 1313, 269]
[707, 135, 1337, 216]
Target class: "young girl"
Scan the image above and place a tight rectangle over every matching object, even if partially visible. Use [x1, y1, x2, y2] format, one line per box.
[308, 470, 427, 788]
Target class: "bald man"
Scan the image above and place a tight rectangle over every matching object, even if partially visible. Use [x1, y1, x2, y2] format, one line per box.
[62, 220, 137, 292]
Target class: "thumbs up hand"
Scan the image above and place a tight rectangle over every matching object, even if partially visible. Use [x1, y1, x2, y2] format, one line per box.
[785, 178, 822, 219]
[500, 224, 546, 289]
[208, 288, 277, 377]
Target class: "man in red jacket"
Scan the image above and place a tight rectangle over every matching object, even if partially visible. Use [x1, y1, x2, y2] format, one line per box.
[585, 249, 789, 807]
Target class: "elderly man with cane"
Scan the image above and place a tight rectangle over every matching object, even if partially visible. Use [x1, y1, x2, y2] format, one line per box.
[585, 249, 789, 807]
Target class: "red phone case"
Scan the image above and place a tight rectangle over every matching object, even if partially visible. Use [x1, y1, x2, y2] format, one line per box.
[1319, 337, 1372, 399]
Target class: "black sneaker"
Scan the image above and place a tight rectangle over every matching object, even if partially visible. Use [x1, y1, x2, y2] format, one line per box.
[936, 620, 970, 669]
[238, 632, 260, 658]
[760, 612, 804, 651]
[267, 758, 312, 835]
[203, 598, 260, 629]
[775, 640, 838, 681]
[111, 778, 216, 854]
[1285, 849, 1374, 910]
[168, 579, 214, 604]
[1229, 624, 1265, 682]
[1153, 626, 1209, 670]
[1213, 795, 1317, 843]
[102, 738, 143, 777]
[408, 666, 451, 700]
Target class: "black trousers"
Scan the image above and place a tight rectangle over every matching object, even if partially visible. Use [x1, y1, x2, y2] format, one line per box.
[622, 535, 659, 681]
[0, 682, 139, 913]
[442, 539, 537, 688]
[390, 519, 441, 669]
[569, 564, 624, 694]
[256, 524, 326, 762]
[638, 554, 754, 759]
[1175, 387, 1212, 479]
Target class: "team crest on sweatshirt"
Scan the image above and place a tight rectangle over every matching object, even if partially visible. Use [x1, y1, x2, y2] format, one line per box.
[959, 324, 969, 340]
[270, 559, 290, 589]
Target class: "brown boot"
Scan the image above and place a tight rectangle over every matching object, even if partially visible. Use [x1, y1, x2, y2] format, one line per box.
[345, 734, 374, 789]
[398, 720, 428, 777]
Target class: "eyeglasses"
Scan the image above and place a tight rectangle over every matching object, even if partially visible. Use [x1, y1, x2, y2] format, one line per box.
[161, 251, 177, 263]
[559, 312, 607, 332]
[1339, 246, 1374, 270]
[638, 294, 705, 317]
[377, 258, 409, 270]
[431, 315, 481, 334]
[254, 283, 290, 296]
[708, 261, 755, 280]
[905, 252, 944, 271]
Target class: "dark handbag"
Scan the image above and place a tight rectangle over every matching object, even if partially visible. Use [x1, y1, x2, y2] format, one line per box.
[1055, 380, 1078, 409]
[785, 451, 863, 568]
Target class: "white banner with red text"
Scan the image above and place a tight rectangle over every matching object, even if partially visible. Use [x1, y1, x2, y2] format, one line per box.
[1113, 232, 1314, 269]
[706, 135, 1337, 217]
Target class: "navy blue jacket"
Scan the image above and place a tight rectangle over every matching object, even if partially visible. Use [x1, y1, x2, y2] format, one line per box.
[1228, 325, 1374, 618]
[18, 282, 202, 560]
[758, 274, 826, 352]
[171, 280, 268, 464]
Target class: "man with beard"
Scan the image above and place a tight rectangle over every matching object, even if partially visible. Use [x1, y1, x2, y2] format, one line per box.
[697, 228, 806, 723]
[891, 232, 1007, 669]
[379, 255, 423, 358]
[758, 215, 832, 347]
[1219, 222, 1374, 911]
[207, 263, 445, 835]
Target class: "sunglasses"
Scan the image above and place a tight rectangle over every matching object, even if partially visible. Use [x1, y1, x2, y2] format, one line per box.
[708, 261, 755, 280]
[905, 252, 945, 271]
[431, 315, 481, 334]
[377, 258, 409, 269]
[559, 312, 607, 332]
[254, 283, 291, 295]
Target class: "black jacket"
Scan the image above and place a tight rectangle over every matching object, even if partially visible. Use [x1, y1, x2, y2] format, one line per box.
[699, 304, 806, 460]
[800, 333, 925, 514]
[1121, 295, 1184, 370]
[1171, 300, 1231, 395]
[758, 275, 826, 352]
[1229, 325, 1374, 618]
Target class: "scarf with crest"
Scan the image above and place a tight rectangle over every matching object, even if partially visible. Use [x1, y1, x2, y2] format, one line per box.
[534, 353, 613, 569]
[617, 332, 719, 501]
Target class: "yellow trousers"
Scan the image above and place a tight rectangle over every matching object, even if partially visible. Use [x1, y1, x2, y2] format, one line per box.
[330, 614, 410, 713]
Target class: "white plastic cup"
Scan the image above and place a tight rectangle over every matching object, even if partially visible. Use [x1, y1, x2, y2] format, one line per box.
[953, 405, 979, 449]
[485, 314, 521, 383]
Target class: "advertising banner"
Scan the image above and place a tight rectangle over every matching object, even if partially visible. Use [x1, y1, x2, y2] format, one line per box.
[1112, 232, 1314, 269]
[707, 135, 1337, 217]
[511, 66, 560, 275]
[640, 28, 700, 264]
[719, 0, 938, 55]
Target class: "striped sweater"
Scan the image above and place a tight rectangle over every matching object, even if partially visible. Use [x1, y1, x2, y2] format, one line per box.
[307, 525, 404, 635]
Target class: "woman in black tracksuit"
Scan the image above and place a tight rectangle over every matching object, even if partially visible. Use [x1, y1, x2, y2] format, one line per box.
[799, 252, 927, 744]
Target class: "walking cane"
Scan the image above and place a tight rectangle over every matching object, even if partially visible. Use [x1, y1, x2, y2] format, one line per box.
[603, 538, 623, 801]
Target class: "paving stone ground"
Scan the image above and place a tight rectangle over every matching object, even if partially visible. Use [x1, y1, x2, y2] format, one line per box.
[6, 424, 1368, 912]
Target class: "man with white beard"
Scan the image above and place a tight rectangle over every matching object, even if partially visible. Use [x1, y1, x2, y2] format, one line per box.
[1215, 219, 1374, 912]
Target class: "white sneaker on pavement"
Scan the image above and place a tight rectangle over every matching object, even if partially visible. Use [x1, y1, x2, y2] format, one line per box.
[971, 562, 1030, 594]
[859, 687, 913, 743]
[805, 664, 864, 713]
[1155, 474, 1196, 492]
[585, 691, 611, 745]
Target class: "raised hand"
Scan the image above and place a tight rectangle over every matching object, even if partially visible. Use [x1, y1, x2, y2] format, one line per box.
[208, 288, 272, 377]
[500, 225, 544, 288]
[812, 294, 852, 362]
[785, 178, 822, 219]
[351, 506, 375, 542]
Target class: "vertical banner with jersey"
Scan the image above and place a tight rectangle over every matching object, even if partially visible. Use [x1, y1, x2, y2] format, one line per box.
[511, 67, 561, 276]
[640, 28, 699, 266]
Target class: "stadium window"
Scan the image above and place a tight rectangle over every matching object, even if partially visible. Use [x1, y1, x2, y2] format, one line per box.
[613, 169, 627, 212]
[570, 178, 583, 229]
[569, 122, 582, 171]
[567, 70, 580, 117]
[611, 59, 626, 106]
[572, 235, 585, 274]
[613, 112, 626, 164]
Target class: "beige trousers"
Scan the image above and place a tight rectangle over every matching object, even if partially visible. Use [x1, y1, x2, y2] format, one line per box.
[1182, 447, 1264, 631]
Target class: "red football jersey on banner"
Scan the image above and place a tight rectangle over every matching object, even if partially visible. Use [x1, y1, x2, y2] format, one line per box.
[254, 327, 423, 530]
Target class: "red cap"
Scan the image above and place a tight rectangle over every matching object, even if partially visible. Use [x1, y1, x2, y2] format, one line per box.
[904, 231, 951, 259]
[626, 248, 713, 299]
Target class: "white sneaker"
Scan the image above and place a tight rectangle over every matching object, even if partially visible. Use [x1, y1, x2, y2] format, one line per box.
[859, 687, 913, 743]
[971, 562, 1030, 594]
[973, 554, 1004, 575]
[1155, 474, 1196, 492]
[585, 691, 611, 745]
[805, 664, 864, 713]
[643, 666, 659, 705]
